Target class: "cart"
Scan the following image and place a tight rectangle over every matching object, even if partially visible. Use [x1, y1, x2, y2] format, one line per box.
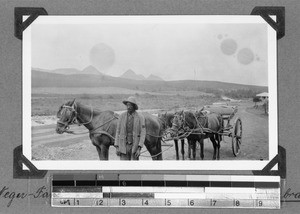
[202, 105, 242, 156]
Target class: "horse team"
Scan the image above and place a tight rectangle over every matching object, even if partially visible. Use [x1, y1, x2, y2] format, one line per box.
[56, 99, 223, 161]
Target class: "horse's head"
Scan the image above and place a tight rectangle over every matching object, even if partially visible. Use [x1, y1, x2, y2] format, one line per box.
[169, 110, 185, 138]
[158, 112, 175, 130]
[56, 99, 78, 134]
[195, 109, 209, 127]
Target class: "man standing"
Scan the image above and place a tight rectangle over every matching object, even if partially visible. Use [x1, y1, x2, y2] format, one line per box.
[114, 96, 146, 160]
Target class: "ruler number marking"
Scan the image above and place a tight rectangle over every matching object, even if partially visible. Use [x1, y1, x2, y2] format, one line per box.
[143, 199, 149, 206]
[212, 199, 217, 206]
[121, 199, 126, 206]
[95, 199, 104, 206]
[166, 199, 171, 206]
[189, 200, 194, 206]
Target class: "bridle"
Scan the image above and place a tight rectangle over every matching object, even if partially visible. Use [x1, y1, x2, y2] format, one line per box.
[170, 112, 187, 137]
[170, 111, 208, 139]
[57, 102, 93, 131]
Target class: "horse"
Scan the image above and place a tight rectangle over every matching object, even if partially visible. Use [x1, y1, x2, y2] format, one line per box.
[158, 112, 186, 160]
[55, 99, 163, 160]
[170, 110, 223, 160]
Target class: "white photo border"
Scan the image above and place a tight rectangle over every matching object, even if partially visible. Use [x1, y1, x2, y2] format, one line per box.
[23, 15, 278, 171]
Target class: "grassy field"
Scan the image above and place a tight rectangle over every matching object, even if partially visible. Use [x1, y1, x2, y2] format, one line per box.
[31, 87, 220, 116]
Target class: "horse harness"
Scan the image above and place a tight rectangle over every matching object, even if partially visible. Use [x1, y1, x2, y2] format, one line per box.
[57, 103, 93, 127]
[172, 111, 221, 139]
[57, 102, 118, 141]
[58, 103, 174, 158]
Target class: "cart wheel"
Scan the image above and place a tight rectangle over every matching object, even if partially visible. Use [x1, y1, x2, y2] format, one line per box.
[232, 117, 242, 156]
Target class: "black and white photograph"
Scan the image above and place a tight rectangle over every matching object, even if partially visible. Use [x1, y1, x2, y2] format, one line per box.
[23, 15, 277, 170]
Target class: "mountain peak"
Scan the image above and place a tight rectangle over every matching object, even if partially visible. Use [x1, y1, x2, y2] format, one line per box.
[124, 69, 135, 75]
[82, 65, 103, 75]
[120, 69, 146, 80]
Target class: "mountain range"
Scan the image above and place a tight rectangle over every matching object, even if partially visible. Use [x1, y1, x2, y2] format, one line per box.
[33, 66, 164, 81]
[120, 69, 164, 81]
[31, 67, 267, 94]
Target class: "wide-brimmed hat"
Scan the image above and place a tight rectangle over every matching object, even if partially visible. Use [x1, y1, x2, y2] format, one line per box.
[123, 96, 138, 110]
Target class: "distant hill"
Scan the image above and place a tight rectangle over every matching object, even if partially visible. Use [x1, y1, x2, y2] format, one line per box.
[51, 68, 82, 75]
[32, 69, 267, 97]
[120, 69, 146, 80]
[34, 66, 103, 75]
[82, 65, 104, 75]
[147, 74, 164, 81]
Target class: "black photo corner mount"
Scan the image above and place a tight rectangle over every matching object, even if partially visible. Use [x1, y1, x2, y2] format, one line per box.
[13, 145, 48, 179]
[251, 6, 285, 40]
[14, 7, 48, 40]
[14, 7, 48, 178]
[251, 6, 286, 179]
[252, 146, 286, 179]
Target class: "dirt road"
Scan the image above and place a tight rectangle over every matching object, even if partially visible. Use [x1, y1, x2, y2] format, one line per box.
[31, 101, 269, 161]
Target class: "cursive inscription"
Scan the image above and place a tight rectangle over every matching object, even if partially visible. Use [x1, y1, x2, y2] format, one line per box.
[0, 186, 49, 207]
[283, 188, 300, 200]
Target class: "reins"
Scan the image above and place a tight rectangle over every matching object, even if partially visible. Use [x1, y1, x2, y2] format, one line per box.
[171, 111, 222, 139]
[58, 103, 183, 159]
[76, 102, 94, 126]
[66, 115, 118, 138]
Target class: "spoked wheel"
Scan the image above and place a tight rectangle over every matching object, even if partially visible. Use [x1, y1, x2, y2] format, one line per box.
[232, 117, 242, 156]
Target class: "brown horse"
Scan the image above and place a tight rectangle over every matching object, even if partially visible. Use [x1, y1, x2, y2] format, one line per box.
[170, 110, 223, 160]
[158, 112, 186, 160]
[56, 99, 163, 160]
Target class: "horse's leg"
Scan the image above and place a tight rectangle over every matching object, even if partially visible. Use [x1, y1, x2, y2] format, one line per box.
[145, 139, 162, 161]
[210, 136, 217, 160]
[174, 139, 179, 160]
[199, 138, 204, 160]
[216, 134, 221, 160]
[156, 138, 163, 160]
[181, 139, 185, 160]
[99, 143, 109, 160]
[187, 138, 192, 160]
[93, 135, 111, 160]
[95, 146, 104, 160]
[90, 136, 103, 160]
[191, 140, 196, 160]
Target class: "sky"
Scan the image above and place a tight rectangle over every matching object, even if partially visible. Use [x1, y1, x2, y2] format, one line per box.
[29, 16, 273, 86]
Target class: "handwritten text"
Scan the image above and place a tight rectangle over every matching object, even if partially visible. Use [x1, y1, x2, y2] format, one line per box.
[0, 186, 49, 207]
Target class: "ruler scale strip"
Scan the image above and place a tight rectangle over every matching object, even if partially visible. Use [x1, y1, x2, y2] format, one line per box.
[51, 174, 280, 209]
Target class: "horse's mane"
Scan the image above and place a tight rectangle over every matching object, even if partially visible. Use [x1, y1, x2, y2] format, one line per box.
[158, 112, 175, 128]
[65, 100, 115, 116]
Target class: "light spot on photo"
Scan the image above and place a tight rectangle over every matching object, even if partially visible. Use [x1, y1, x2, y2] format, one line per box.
[237, 48, 255, 65]
[220, 38, 238, 55]
[89, 43, 115, 71]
